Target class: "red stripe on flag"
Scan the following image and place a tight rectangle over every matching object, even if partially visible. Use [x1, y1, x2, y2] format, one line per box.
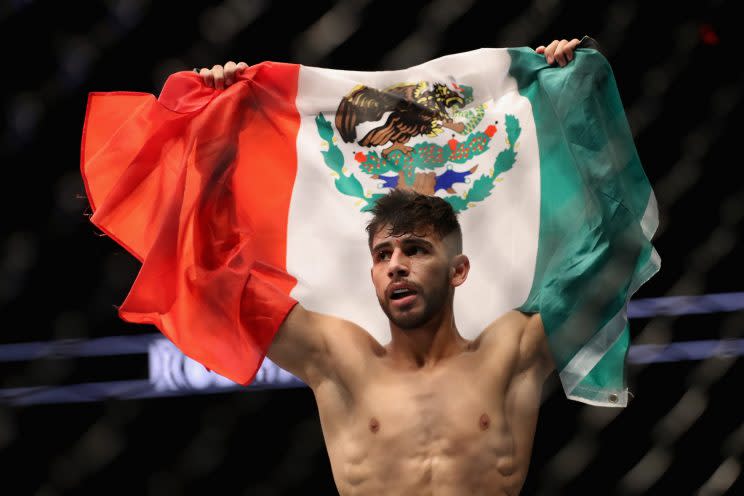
[80, 63, 302, 385]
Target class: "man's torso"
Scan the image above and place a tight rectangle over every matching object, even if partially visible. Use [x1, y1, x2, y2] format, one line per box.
[309, 311, 545, 496]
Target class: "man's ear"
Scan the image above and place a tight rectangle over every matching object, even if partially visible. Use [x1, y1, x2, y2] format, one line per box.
[451, 254, 470, 287]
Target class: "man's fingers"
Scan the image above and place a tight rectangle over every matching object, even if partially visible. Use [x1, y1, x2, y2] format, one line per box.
[557, 38, 581, 65]
[554, 39, 569, 66]
[198, 68, 214, 88]
[196, 62, 250, 89]
[565, 38, 581, 62]
[224, 61, 237, 86]
[211, 64, 225, 90]
[222, 61, 250, 87]
[544, 39, 559, 64]
[540, 37, 583, 67]
[556, 38, 582, 66]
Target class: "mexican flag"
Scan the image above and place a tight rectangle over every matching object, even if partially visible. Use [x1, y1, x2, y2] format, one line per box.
[81, 44, 659, 407]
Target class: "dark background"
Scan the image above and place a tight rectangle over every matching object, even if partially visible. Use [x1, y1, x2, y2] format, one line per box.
[1, 0, 742, 494]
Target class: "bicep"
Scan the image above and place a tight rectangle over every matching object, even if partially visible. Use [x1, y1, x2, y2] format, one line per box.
[476, 311, 554, 379]
[517, 313, 554, 378]
[267, 303, 331, 387]
[506, 314, 553, 476]
[267, 304, 373, 389]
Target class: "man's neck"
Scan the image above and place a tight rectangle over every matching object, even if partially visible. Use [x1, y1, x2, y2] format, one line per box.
[387, 305, 469, 370]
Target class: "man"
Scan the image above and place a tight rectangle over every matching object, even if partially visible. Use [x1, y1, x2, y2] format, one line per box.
[197, 39, 583, 495]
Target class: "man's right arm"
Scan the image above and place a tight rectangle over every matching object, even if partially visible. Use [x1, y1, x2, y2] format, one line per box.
[267, 304, 333, 388]
[268, 302, 378, 390]
[192, 62, 375, 389]
[189, 62, 328, 386]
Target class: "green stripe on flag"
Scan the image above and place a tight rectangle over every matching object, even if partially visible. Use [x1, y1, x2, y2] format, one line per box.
[508, 47, 660, 407]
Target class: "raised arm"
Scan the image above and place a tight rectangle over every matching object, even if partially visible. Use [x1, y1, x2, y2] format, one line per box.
[187, 62, 379, 391]
[502, 312, 555, 480]
[269, 303, 379, 390]
[268, 304, 333, 388]
[477, 311, 555, 380]
[516, 313, 555, 378]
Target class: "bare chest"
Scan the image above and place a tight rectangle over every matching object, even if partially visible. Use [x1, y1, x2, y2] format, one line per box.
[314, 360, 524, 495]
[357, 369, 506, 447]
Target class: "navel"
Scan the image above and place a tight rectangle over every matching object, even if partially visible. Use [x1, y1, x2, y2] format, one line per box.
[369, 417, 380, 433]
[479, 413, 490, 431]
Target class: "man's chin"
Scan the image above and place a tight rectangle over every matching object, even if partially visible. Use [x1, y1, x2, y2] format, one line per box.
[394, 316, 429, 330]
[384, 304, 428, 330]
[379, 293, 438, 329]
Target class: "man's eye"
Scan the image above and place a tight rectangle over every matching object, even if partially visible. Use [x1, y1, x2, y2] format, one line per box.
[377, 252, 390, 261]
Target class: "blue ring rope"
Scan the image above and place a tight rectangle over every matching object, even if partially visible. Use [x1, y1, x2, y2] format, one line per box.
[1, 292, 742, 405]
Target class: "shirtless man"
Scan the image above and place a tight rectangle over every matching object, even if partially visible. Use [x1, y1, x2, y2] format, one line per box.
[198, 38, 583, 495]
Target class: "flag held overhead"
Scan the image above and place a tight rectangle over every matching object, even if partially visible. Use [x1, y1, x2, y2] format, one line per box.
[81, 46, 659, 406]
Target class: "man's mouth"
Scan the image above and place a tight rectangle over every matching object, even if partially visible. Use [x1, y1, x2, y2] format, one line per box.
[390, 288, 418, 300]
[388, 282, 418, 307]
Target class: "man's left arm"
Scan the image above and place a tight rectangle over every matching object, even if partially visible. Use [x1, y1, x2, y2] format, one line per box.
[515, 313, 555, 380]
[500, 312, 555, 482]
[474, 311, 555, 484]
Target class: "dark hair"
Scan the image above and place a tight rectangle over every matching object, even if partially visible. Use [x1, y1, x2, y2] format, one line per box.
[366, 189, 462, 253]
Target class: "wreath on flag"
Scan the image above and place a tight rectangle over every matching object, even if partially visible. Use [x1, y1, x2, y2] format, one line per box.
[314, 110, 521, 214]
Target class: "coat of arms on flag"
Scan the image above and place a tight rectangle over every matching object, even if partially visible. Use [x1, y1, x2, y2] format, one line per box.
[315, 80, 520, 213]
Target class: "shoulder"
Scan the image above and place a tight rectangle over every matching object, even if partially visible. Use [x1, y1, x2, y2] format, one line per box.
[311, 311, 386, 385]
[271, 305, 383, 389]
[328, 315, 385, 357]
[473, 310, 535, 349]
[288, 306, 382, 350]
[475, 311, 553, 378]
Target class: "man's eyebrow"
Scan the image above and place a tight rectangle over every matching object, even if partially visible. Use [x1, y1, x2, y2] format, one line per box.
[371, 241, 391, 254]
[371, 238, 434, 253]
[408, 238, 434, 249]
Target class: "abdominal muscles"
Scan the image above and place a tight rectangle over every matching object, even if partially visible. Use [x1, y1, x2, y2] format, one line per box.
[318, 375, 525, 496]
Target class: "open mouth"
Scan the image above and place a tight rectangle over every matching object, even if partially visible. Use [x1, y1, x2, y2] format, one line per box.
[390, 288, 417, 300]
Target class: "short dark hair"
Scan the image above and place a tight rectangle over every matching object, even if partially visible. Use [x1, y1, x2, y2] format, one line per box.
[366, 189, 462, 254]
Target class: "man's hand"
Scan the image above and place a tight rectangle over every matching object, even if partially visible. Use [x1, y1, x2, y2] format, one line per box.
[195, 61, 249, 90]
[535, 38, 582, 67]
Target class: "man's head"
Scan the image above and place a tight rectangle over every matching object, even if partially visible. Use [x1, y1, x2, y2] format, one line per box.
[366, 189, 469, 330]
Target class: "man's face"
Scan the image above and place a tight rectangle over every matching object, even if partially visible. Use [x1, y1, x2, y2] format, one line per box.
[370, 225, 467, 330]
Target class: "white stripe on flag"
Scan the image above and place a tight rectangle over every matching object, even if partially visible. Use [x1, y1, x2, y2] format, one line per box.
[287, 49, 541, 345]
[640, 191, 659, 240]
[560, 306, 629, 406]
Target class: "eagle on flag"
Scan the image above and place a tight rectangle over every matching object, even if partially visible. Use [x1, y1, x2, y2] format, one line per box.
[334, 82, 470, 158]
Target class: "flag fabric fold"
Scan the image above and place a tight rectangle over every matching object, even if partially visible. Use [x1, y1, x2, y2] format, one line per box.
[81, 63, 302, 385]
[81, 46, 659, 406]
[508, 48, 660, 405]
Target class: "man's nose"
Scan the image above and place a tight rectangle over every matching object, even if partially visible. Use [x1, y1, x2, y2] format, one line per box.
[387, 248, 410, 278]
